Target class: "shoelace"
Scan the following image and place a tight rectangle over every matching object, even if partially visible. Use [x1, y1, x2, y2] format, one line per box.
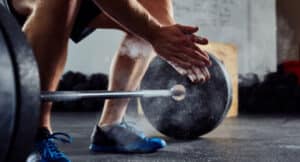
[39, 132, 72, 159]
[120, 120, 145, 137]
[48, 133, 72, 144]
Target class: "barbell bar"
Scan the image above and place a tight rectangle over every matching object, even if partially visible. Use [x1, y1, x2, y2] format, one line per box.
[40, 84, 186, 102]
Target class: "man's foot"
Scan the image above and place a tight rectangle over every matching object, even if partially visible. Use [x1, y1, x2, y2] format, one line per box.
[27, 128, 72, 162]
[89, 122, 166, 153]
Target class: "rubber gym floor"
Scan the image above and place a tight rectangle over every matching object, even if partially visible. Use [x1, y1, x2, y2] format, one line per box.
[52, 112, 300, 162]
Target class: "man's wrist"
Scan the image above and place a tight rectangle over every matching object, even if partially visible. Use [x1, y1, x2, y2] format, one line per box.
[144, 23, 162, 43]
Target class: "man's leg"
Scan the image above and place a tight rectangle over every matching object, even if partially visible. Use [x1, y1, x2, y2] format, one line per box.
[14, 0, 81, 161]
[87, 0, 174, 153]
[89, 0, 175, 127]
[97, 35, 156, 126]
[21, 0, 81, 131]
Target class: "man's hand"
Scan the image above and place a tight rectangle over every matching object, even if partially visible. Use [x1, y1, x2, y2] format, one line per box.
[94, 0, 210, 83]
[149, 24, 211, 83]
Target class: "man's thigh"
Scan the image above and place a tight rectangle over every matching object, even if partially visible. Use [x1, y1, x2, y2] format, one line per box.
[23, 0, 82, 38]
[137, 0, 175, 25]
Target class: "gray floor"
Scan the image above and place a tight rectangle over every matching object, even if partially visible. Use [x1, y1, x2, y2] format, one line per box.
[52, 112, 300, 162]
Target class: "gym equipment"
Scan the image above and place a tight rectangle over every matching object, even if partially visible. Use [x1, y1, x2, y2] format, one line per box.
[0, 21, 16, 162]
[0, 5, 40, 162]
[41, 84, 186, 102]
[141, 55, 232, 139]
[0, 4, 232, 161]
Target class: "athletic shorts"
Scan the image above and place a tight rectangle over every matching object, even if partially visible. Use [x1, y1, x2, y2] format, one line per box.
[0, 0, 102, 43]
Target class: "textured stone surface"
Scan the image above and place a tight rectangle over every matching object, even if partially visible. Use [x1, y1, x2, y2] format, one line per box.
[53, 112, 300, 162]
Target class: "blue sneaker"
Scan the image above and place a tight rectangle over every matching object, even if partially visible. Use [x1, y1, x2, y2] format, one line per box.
[89, 123, 166, 153]
[27, 132, 72, 162]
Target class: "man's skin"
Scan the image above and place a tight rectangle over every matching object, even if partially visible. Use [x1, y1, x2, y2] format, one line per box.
[11, 0, 211, 132]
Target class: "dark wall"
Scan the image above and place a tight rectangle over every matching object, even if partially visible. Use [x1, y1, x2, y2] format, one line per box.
[277, 0, 300, 63]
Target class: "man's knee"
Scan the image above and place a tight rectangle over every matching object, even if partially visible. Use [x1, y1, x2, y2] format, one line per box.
[119, 35, 154, 59]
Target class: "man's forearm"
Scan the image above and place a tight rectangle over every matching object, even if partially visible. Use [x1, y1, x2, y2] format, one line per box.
[93, 0, 162, 41]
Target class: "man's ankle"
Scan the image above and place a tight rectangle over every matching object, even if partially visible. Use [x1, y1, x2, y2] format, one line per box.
[36, 127, 51, 141]
[98, 120, 122, 128]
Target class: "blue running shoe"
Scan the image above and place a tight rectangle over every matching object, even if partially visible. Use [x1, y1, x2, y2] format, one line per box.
[27, 131, 72, 162]
[89, 123, 166, 153]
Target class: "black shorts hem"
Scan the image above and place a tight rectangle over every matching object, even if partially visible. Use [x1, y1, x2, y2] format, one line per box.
[70, 0, 102, 43]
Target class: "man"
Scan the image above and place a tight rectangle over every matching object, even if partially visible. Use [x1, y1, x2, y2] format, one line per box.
[2, 0, 211, 161]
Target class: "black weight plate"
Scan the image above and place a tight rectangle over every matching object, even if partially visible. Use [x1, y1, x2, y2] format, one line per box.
[141, 54, 232, 139]
[0, 5, 40, 162]
[0, 28, 16, 161]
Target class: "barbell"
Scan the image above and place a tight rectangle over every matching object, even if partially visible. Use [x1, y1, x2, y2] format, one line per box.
[0, 4, 232, 162]
[41, 84, 186, 102]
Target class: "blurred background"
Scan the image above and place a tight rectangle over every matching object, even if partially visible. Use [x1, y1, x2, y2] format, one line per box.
[67, 0, 277, 75]
[50, 1, 300, 161]
[54, 0, 300, 115]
